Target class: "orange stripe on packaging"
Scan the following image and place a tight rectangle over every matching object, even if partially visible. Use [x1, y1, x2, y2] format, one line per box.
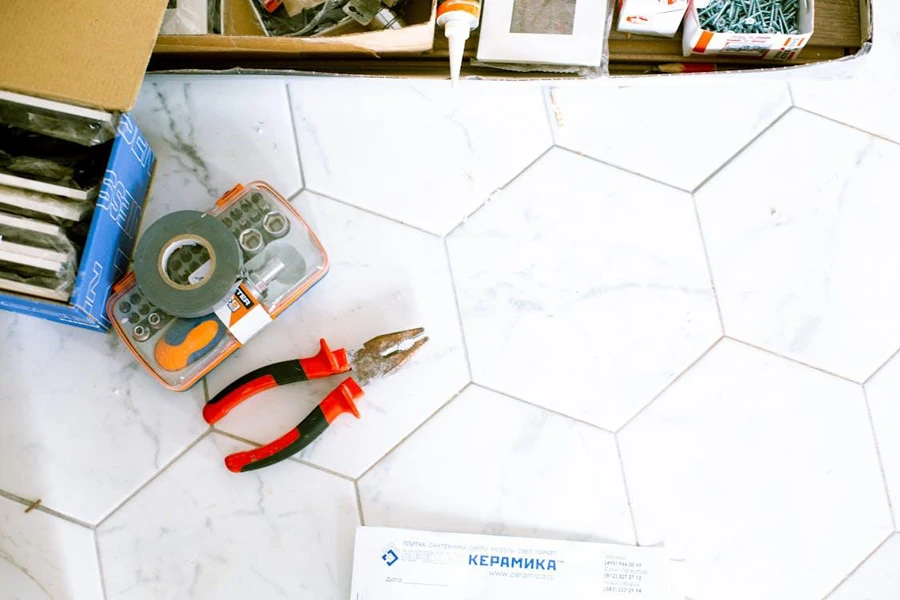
[694, 30, 714, 53]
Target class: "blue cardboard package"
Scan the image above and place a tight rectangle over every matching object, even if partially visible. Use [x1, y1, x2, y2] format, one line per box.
[0, 113, 156, 332]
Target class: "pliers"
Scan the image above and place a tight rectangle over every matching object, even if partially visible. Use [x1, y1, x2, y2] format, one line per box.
[203, 327, 428, 473]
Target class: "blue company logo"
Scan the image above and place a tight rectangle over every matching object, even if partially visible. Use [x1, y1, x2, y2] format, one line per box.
[469, 555, 558, 571]
[382, 544, 400, 567]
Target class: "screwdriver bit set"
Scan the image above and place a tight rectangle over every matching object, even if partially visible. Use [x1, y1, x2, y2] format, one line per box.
[107, 182, 329, 391]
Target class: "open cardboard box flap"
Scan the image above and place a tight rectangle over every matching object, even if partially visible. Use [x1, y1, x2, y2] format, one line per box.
[0, 0, 168, 112]
[156, 0, 437, 56]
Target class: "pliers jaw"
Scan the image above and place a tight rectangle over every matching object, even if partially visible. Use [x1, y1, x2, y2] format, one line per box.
[349, 327, 429, 387]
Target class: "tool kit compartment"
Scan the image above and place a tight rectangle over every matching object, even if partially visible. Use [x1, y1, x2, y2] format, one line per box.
[107, 181, 328, 391]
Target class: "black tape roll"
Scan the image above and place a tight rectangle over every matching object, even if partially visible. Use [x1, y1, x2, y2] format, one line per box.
[133, 211, 243, 318]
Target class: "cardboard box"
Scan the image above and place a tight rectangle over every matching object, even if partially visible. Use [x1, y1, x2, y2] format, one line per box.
[149, 0, 870, 78]
[155, 0, 437, 58]
[618, 0, 689, 38]
[683, 0, 815, 60]
[0, 1, 167, 331]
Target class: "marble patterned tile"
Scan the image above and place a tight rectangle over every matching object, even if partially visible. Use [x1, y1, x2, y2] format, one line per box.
[132, 76, 303, 229]
[0, 313, 206, 525]
[446, 148, 720, 431]
[0, 495, 102, 600]
[829, 535, 900, 600]
[548, 82, 791, 191]
[696, 109, 900, 382]
[205, 191, 468, 478]
[618, 339, 893, 600]
[97, 433, 359, 600]
[358, 385, 635, 544]
[864, 351, 900, 525]
[288, 78, 552, 235]
[792, 70, 900, 144]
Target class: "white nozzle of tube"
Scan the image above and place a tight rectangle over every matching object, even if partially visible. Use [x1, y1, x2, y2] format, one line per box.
[441, 14, 476, 86]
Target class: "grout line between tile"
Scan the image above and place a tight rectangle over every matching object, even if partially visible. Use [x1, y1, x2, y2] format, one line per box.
[444, 145, 555, 239]
[725, 337, 861, 385]
[555, 146, 691, 195]
[614, 434, 640, 546]
[691, 104, 793, 194]
[541, 87, 559, 144]
[690, 193, 726, 335]
[862, 388, 898, 531]
[202, 377, 210, 403]
[822, 531, 894, 599]
[94, 429, 212, 530]
[354, 480, 366, 526]
[212, 428, 357, 482]
[787, 82, 797, 107]
[616, 336, 725, 434]
[304, 187, 442, 239]
[475, 382, 616, 436]
[285, 82, 308, 193]
[863, 345, 900, 386]
[94, 530, 110, 600]
[355, 382, 471, 483]
[0, 489, 93, 530]
[793, 106, 900, 149]
[443, 237, 474, 381]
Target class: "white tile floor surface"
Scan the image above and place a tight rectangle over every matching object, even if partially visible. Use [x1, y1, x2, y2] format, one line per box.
[2, 13, 900, 600]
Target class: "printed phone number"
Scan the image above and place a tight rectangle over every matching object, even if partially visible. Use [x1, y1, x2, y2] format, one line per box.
[605, 573, 643, 581]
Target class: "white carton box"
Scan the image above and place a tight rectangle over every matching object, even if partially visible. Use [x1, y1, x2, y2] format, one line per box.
[683, 0, 815, 59]
[477, 0, 610, 67]
[618, 0, 689, 38]
[350, 526, 669, 599]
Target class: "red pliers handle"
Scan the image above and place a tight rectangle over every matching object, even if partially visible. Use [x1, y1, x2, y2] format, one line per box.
[203, 339, 364, 473]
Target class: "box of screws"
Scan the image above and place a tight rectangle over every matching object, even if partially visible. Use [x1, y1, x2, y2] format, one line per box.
[682, 0, 813, 59]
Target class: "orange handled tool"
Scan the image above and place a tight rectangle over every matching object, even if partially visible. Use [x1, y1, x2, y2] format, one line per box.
[155, 315, 225, 372]
[204, 328, 428, 472]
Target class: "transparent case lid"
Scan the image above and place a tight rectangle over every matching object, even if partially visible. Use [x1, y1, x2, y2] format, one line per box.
[108, 182, 328, 390]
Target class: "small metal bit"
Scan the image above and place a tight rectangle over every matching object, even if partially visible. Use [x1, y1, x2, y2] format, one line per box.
[25, 499, 42, 513]
[349, 327, 428, 387]
[246, 256, 286, 299]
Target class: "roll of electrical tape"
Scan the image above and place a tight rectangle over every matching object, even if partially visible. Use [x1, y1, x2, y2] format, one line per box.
[133, 211, 243, 318]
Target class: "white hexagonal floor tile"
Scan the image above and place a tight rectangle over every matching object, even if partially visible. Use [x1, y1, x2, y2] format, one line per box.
[618, 339, 893, 600]
[205, 191, 468, 478]
[549, 82, 790, 191]
[829, 534, 900, 600]
[447, 148, 720, 431]
[696, 109, 900, 382]
[792, 75, 900, 145]
[288, 78, 552, 235]
[97, 433, 359, 600]
[0, 313, 206, 525]
[133, 76, 303, 228]
[0, 495, 102, 600]
[864, 351, 900, 526]
[359, 385, 635, 544]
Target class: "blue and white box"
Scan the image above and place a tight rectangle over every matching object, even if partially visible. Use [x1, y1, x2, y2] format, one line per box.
[0, 114, 155, 331]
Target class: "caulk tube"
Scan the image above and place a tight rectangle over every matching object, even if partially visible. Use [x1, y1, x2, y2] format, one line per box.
[437, 0, 481, 85]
